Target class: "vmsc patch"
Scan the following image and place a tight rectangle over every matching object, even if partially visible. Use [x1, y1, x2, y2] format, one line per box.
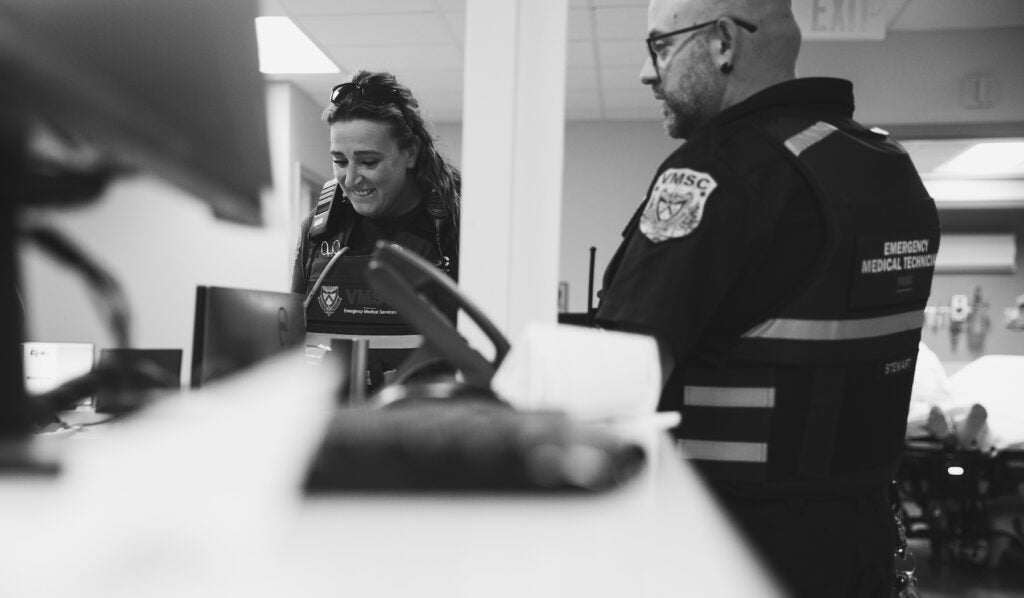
[639, 168, 717, 243]
[318, 285, 341, 316]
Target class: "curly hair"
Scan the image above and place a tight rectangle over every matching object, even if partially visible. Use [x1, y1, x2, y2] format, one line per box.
[324, 70, 460, 239]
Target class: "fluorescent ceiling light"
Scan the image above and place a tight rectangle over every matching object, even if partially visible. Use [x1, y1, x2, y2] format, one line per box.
[255, 16, 338, 74]
[924, 179, 1024, 207]
[934, 141, 1024, 176]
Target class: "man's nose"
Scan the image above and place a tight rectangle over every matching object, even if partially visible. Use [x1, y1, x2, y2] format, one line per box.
[640, 54, 659, 86]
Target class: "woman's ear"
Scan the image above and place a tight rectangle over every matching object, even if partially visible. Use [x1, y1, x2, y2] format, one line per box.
[404, 139, 420, 169]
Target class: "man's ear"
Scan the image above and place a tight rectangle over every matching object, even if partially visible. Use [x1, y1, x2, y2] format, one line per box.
[713, 19, 737, 72]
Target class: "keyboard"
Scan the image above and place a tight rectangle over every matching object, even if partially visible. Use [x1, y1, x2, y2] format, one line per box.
[304, 397, 646, 492]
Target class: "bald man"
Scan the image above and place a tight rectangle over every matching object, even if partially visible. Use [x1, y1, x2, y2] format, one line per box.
[595, 0, 939, 596]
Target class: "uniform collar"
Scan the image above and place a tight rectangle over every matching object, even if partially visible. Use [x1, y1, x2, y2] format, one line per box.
[358, 200, 432, 237]
[710, 77, 854, 128]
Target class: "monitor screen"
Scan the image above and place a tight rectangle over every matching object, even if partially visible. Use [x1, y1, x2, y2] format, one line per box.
[21, 342, 95, 397]
[191, 286, 305, 389]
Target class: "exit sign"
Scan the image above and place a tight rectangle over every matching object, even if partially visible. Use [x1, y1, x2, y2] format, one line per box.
[793, 0, 887, 40]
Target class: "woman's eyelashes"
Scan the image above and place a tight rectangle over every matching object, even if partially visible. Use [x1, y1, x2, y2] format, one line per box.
[332, 159, 381, 168]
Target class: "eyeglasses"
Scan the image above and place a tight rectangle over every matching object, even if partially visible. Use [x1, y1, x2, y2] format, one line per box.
[329, 81, 395, 106]
[645, 17, 758, 81]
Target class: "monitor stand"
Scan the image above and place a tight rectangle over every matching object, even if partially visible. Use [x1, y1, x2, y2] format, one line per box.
[0, 105, 60, 475]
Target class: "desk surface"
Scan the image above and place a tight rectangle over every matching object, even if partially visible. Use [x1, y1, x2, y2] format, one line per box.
[0, 351, 783, 598]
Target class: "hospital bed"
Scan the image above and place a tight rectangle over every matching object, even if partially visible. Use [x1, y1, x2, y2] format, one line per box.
[898, 353, 1024, 567]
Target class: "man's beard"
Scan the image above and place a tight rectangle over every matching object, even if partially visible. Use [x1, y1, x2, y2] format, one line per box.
[661, 49, 719, 139]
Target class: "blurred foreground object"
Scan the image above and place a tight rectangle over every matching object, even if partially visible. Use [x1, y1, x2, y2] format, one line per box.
[0, 0, 270, 455]
[491, 322, 662, 421]
[0, 0, 270, 221]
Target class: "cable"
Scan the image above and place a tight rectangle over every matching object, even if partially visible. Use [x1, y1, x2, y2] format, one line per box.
[22, 225, 131, 347]
[304, 246, 350, 310]
[30, 355, 180, 425]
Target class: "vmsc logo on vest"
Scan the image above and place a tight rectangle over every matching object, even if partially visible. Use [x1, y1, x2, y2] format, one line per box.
[641, 168, 718, 243]
[318, 285, 341, 316]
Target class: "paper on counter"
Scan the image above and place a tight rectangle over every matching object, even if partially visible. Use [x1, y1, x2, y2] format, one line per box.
[491, 322, 662, 421]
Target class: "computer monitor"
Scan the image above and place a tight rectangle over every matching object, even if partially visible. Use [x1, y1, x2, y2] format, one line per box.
[190, 286, 305, 389]
[21, 342, 95, 397]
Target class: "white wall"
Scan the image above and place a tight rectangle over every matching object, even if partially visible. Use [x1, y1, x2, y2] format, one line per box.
[797, 29, 1024, 127]
[432, 120, 677, 315]
[283, 83, 334, 246]
[17, 82, 329, 385]
[559, 121, 679, 313]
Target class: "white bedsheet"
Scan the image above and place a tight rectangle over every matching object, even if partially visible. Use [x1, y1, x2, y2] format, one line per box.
[908, 345, 1024, 451]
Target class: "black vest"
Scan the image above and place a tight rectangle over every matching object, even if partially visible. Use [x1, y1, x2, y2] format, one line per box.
[676, 117, 940, 497]
[304, 203, 443, 336]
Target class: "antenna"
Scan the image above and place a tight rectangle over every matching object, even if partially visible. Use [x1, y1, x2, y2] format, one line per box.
[587, 246, 596, 316]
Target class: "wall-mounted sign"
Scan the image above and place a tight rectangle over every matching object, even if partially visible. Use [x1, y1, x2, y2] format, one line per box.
[793, 0, 887, 41]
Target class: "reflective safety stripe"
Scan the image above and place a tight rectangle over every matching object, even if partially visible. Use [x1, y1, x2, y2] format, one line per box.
[784, 121, 838, 156]
[684, 386, 775, 408]
[742, 310, 924, 341]
[680, 440, 768, 463]
[306, 332, 423, 349]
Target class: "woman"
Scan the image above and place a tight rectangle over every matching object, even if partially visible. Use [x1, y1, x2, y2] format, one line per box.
[292, 70, 460, 338]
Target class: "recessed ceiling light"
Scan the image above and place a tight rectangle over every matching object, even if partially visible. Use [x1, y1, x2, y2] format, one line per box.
[934, 141, 1024, 176]
[255, 16, 339, 74]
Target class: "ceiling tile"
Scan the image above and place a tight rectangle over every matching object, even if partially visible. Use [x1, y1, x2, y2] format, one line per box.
[566, 106, 604, 120]
[598, 39, 645, 68]
[434, 0, 465, 10]
[567, 40, 596, 68]
[386, 68, 463, 92]
[290, 76, 464, 122]
[425, 110, 463, 123]
[594, 6, 646, 39]
[603, 106, 660, 120]
[442, 10, 465, 42]
[566, 68, 599, 91]
[269, 0, 1023, 125]
[592, 0, 649, 6]
[281, 0, 437, 14]
[325, 44, 464, 73]
[602, 87, 658, 110]
[409, 90, 464, 122]
[297, 13, 455, 46]
[566, 90, 602, 111]
[278, 73, 341, 89]
[259, 0, 287, 17]
[601, 66, 645, 90]
[290, 76, 337, 108]
[568, 7, 594, 40]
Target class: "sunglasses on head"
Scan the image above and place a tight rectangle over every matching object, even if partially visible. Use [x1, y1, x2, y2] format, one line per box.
[329, 81, 396, 105]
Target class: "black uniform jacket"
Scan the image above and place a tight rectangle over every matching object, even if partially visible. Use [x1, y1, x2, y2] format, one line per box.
[597, 78, 939, 498]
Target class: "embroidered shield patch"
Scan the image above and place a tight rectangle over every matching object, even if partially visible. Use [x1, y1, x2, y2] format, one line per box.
[639, 168, 717, 243]
[318, 285, 341, 316]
